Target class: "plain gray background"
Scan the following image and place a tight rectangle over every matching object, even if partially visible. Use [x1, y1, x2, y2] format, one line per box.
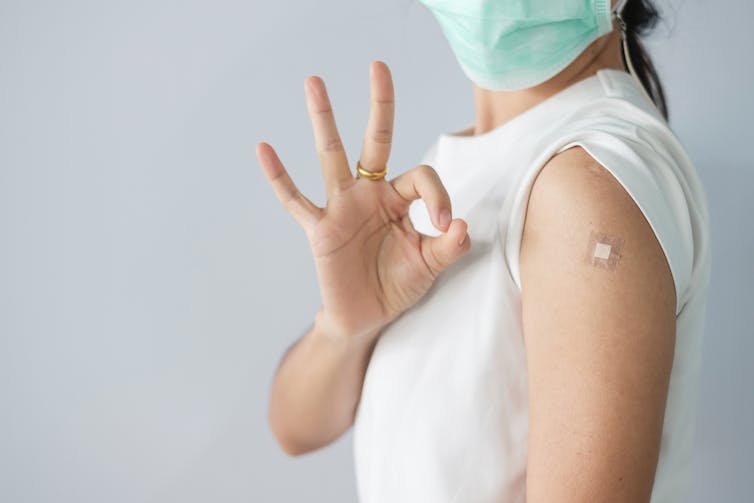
[1, 0, 752, 501]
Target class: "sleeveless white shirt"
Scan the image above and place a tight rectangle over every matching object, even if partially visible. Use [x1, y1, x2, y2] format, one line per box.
[352, 69, 711, 502]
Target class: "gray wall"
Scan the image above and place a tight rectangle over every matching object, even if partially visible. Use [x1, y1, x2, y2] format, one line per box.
[1, 0, 751, 501]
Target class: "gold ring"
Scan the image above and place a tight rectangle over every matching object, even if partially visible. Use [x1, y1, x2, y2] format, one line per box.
[356, 160, 388, 181]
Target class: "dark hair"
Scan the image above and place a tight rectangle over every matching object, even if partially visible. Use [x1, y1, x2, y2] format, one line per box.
[621, 0, 668, 120]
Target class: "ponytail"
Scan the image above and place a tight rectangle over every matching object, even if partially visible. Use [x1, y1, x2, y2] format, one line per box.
[621, 0, 668, 120]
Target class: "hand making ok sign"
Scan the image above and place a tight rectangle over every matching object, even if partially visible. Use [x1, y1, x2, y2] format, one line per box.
[256, 61, 470, 340]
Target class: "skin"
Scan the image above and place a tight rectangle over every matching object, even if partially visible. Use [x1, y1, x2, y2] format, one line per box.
[521, 146, 676, 502]
[261, 1, 676, 500]
[508, 4, 675, 502]
[260, 62, 471, 455]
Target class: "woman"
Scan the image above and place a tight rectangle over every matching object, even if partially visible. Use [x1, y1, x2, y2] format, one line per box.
[259, 0, 711, 501]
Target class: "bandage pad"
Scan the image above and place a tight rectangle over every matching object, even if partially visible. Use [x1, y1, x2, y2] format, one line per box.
[584, 230, 624, 271]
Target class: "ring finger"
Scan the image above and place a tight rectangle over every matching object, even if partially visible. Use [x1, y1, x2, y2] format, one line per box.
[305, 76, 354, 198]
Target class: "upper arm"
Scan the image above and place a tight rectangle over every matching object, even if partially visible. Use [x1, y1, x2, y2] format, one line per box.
[519, 146, 677, 502]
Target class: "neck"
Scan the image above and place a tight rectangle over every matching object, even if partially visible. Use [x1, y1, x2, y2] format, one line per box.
[469, 30, 625, 136]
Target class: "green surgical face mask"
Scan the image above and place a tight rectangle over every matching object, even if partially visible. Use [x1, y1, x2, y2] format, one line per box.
[418, 0, 628, 91]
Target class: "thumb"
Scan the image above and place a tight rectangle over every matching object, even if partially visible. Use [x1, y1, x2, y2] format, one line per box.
[419, 218, 470, 279]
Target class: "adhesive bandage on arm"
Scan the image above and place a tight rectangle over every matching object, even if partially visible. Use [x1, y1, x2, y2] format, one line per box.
[585, 230, 624, 271]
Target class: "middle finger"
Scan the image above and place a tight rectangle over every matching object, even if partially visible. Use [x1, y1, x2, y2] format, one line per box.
[359, 61, 395, 175]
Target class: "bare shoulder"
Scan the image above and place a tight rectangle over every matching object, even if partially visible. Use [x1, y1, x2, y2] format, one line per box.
[521, 145, 675, 289]
[519, 146, 677, 502]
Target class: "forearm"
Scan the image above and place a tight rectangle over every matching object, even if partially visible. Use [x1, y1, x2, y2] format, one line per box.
[267, 308, 381, 456]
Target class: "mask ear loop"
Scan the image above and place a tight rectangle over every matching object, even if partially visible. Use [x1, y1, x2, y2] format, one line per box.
[611, 0, 657, 109]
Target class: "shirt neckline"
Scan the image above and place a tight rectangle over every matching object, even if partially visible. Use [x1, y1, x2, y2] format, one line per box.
[438, 69, 635, 147]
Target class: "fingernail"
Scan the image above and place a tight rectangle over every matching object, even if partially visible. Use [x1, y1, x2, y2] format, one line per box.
[439, 208, 451, 229]
[458, 233, 467, 247]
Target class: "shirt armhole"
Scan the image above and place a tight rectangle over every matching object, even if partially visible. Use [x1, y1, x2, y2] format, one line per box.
[503, 131, 694, 316]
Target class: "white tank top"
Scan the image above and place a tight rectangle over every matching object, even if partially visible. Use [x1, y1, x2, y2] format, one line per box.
[352, 69, 712, 502]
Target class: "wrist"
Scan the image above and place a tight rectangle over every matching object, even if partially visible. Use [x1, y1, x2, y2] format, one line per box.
[314, 307, 382, 345]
